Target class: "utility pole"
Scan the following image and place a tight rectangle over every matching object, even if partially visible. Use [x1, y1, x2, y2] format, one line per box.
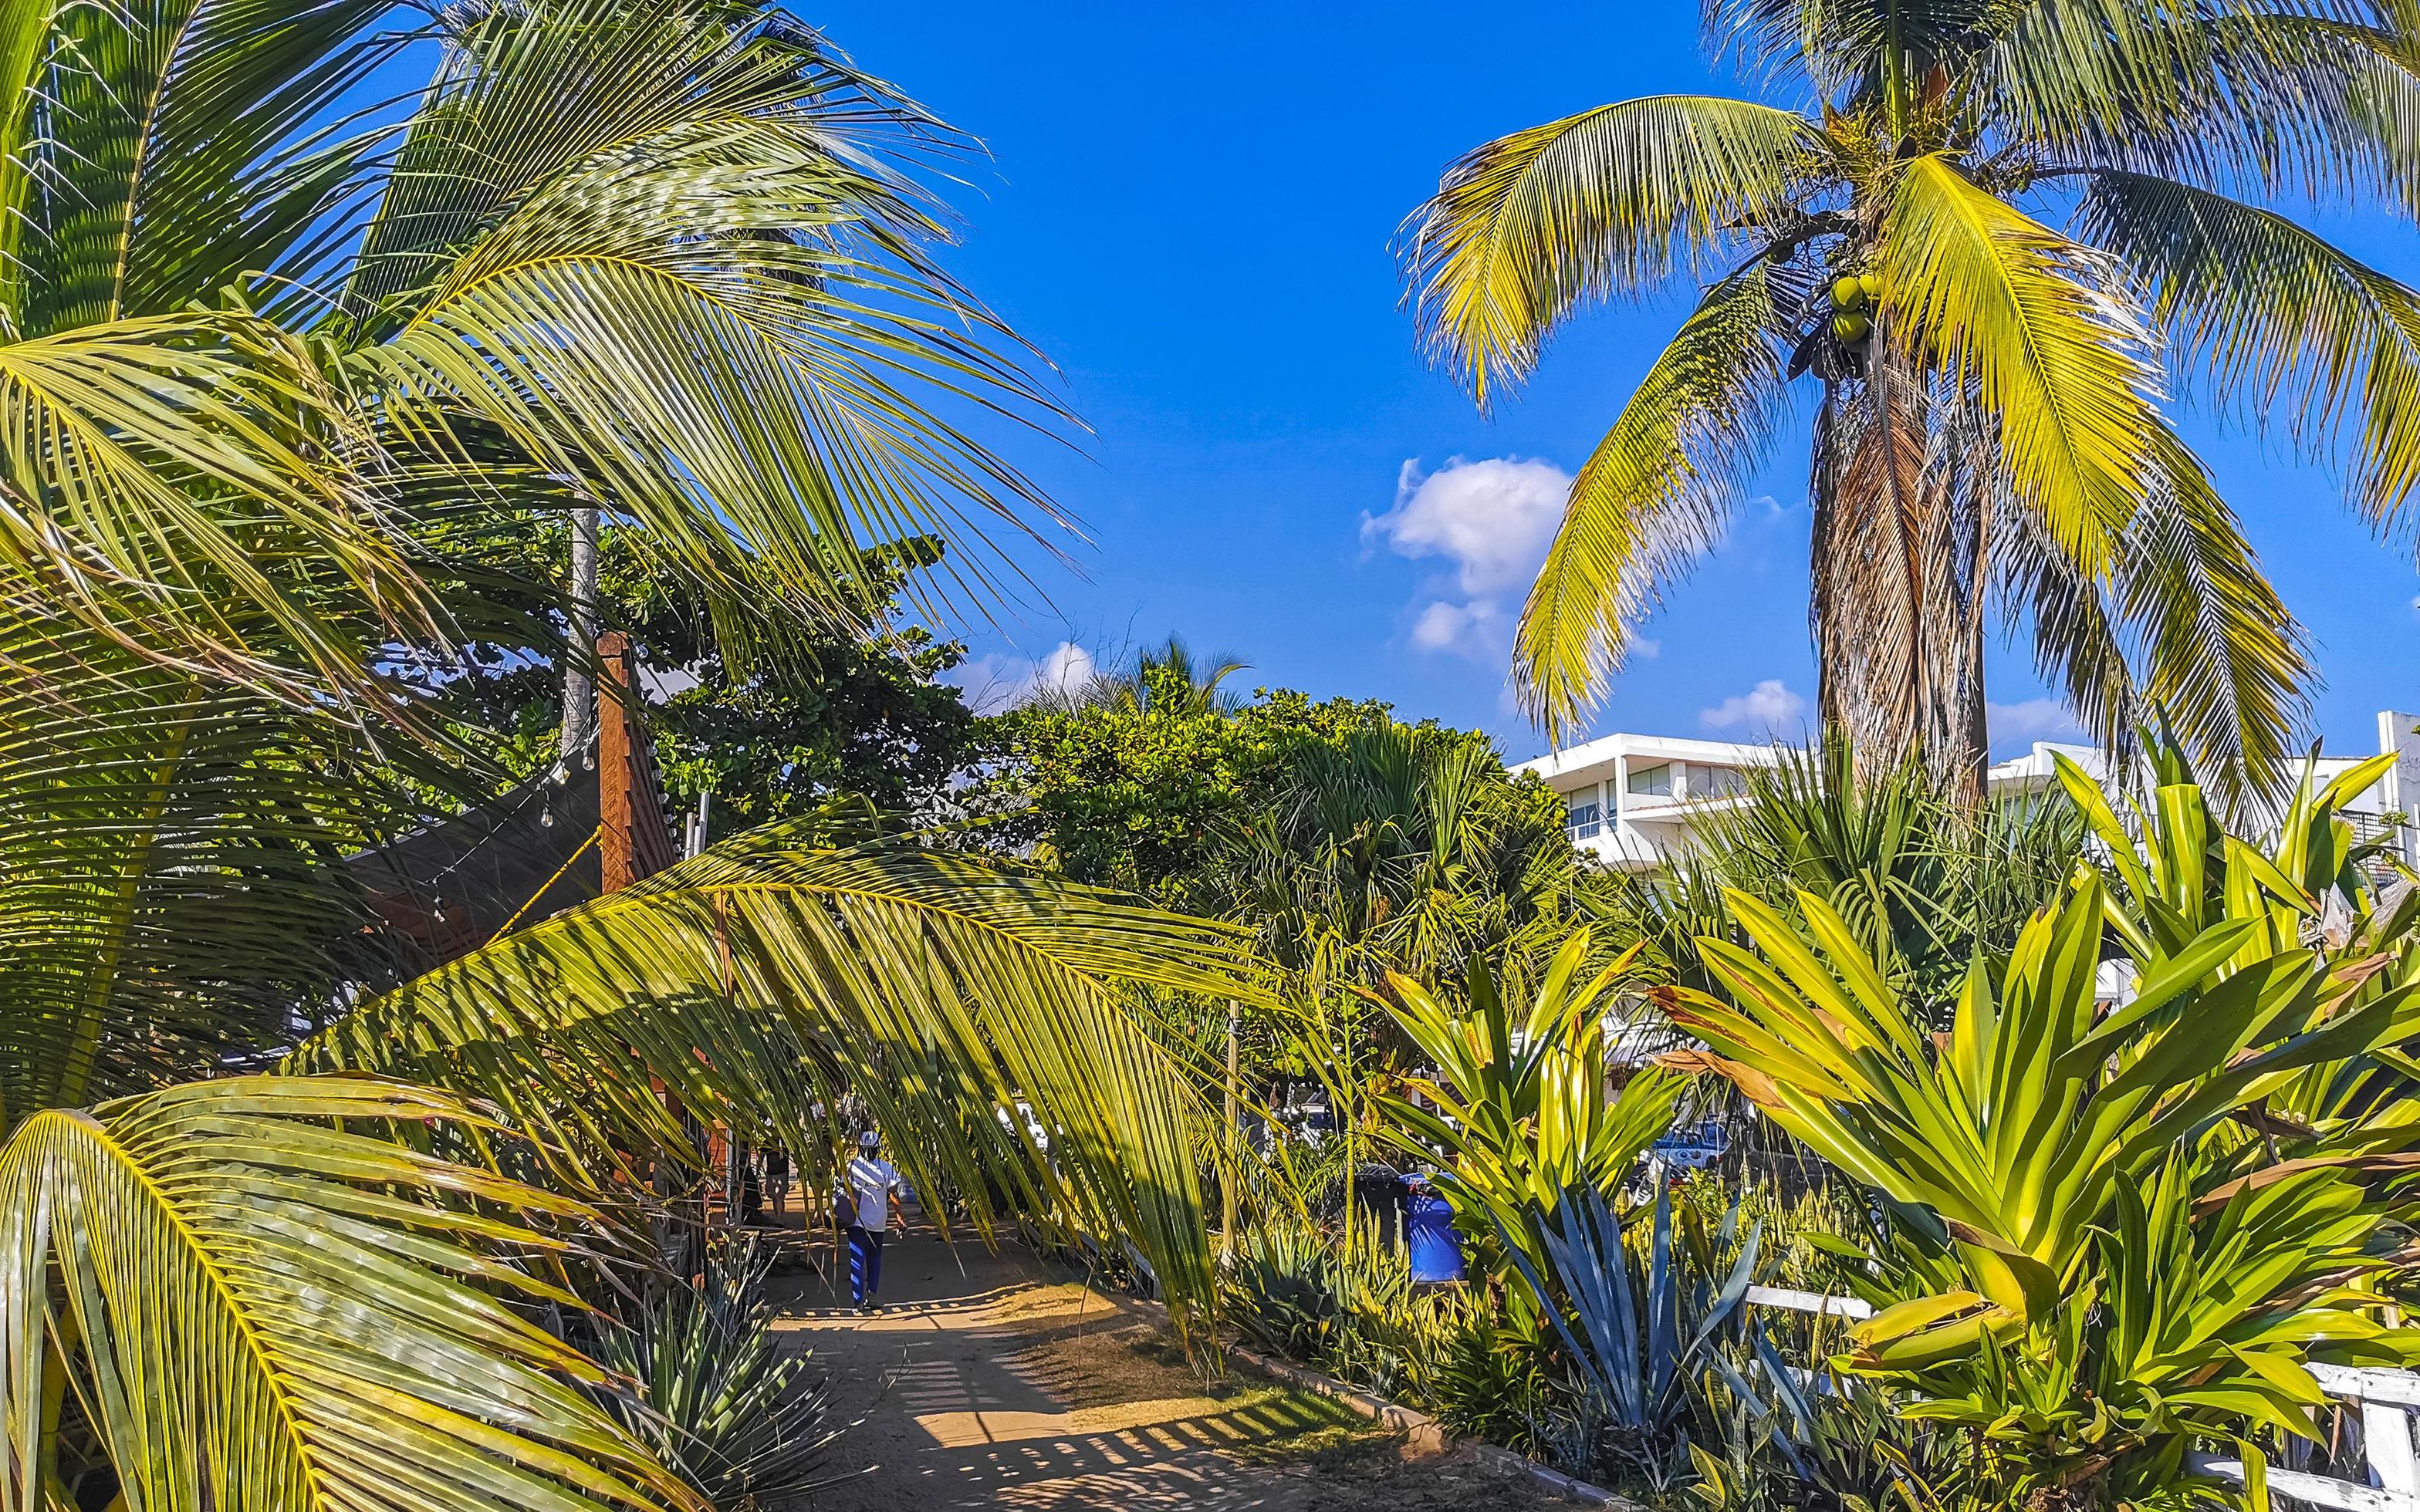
[560, 505, 598, 758]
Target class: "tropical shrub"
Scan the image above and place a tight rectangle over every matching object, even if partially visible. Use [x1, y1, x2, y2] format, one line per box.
[1662, 754, 2420, 1508]
[1374, 929, 1685, 1279]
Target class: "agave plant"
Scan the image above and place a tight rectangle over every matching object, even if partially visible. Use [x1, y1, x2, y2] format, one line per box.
[1396, 0, 2420, 790]
[590, 1237, 843, 1511]
[1661, 754, 2420, 1507]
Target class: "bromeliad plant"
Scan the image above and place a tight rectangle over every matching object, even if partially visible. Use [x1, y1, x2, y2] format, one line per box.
[1662, 756, 2420, 1508]
[1374, 930, 1685, 1281]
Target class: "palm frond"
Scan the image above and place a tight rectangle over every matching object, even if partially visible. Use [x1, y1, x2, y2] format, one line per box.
[1994, 434, 2314, 805]
[0, 1076, 703, 1512]
[296, 836, 1274, 1338]
[1879, 154, 2161, 572]
[1983, 2, 2420, 211]
[2, 0, 400, 338]
[1511, 263, 1796, 741]
[2112, 434, 2314, 798]
[1400, 96, 1818, 406]
[0, 614, 410, 1122]
[2077, 167, 2420, 532]
[0, 312, 444, 707]
[349, 0, 1062, 661]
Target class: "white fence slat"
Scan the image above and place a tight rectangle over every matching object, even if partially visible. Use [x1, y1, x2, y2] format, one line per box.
[2191, 1456, 2420, 1512]
[2364, 1401, 2420, 1495]
[1743, 1284, 1872, 1321]
[2313, 1365, 2420, 1410]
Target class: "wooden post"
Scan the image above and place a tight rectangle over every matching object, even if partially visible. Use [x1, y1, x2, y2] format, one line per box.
[597, 630, 637, 895]
[1223, 1001, 1241, 1257]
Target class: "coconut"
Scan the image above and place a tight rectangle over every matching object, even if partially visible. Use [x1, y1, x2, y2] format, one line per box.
[1857, 272, 1881, 301]
[1831, 312, 1872, 342]
[1831, 275, 1864, 309]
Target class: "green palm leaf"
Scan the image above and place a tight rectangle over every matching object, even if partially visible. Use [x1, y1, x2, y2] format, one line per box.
[0, 1076, 704, 1512]
[1878, 154, 2163, 572]
[350, 0, 1066, 661]
[0, 613, 419, 1122]
[0, 0, 398, 339]
[296, 835, 1275, 1339]
[2077, 167, 2420, 530]
[1510, 262, 1793, 741]
[1984, 3, 2420, 211]
[0, 313, 444, 704]
[1400, 95, 1818, 406]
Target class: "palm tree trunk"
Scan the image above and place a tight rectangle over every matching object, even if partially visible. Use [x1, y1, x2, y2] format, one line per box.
[1810, 366, 1992, 795]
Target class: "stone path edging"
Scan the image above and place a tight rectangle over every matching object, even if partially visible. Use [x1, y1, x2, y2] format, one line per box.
[1123, 1296, 1642, 1509]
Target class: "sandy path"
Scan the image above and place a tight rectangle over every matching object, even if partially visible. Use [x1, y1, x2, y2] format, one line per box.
[769, 1227, 1563, 1511]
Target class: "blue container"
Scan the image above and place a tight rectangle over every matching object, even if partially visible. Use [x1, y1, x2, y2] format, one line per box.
[1405, 1193, 1465, 1283]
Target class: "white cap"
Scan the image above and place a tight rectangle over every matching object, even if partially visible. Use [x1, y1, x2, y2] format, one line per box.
[859, 1129, 880, 1149]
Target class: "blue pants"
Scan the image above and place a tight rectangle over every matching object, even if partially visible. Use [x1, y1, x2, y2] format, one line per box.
[847, 1225, 885, 1304]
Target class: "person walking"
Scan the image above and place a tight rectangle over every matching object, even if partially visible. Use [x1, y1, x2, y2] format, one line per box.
[765, 1147, 792, 1223]
[839, 1129, 905, 1314]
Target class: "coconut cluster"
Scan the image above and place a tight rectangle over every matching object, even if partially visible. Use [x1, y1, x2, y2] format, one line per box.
[1830, 272, 1879, 344]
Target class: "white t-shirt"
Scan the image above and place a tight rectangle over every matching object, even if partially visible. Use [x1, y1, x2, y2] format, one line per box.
[843, 1154, 902, 1232]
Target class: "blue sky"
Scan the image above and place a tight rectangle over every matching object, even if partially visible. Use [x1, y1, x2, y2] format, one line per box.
[825, 2, 2420, 763]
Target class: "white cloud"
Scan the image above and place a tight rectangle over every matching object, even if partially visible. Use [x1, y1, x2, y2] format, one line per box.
[947, 640, 1097, 714]
[1700, 679, 1807, 734]
[1987, 697, 2085, 748]
[1364, 456, 1571, 656]
[1408, 599, 1506, 657]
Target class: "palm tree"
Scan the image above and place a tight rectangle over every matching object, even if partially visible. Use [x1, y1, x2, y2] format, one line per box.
[0, 2, 1258, 1504]
[1029, 633, 1252, 715]
[1401, 0, 2420, 794]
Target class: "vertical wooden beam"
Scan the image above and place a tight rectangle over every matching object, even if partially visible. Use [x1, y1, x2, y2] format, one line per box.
[597, 630, 637, 895]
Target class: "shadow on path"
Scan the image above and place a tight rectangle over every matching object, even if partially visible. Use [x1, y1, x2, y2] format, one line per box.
[770, 1232, 1563, 1512]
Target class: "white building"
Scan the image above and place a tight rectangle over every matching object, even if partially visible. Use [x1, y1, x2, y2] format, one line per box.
[1514, 713, 2420, 875]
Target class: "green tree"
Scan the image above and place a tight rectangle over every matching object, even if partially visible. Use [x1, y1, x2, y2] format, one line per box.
[0, 3, 1256, 1505]
[973, 683, 1418, 912]
[434, 530, 983, 830]
[1400, 0, 2420, 794]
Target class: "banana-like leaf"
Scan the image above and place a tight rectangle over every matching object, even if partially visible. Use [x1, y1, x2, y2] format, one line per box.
[1400, 95, 1817, 405]
[0, 1075, 704, 1512]
[296, 834, 1274, 1338]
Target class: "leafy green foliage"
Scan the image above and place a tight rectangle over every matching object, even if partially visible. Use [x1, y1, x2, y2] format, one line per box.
[0, 1077, 704, 1512]
[428, 528, 981, 831]
[1598, 742, 2083, 1013]
[1664, 753, 2420, 1507]
[1375, 931, 1682, 1278]
[975, 683, 1556, 924]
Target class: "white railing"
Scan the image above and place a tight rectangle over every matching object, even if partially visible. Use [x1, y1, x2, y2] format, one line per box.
[1745, 1288, 2420, 1510]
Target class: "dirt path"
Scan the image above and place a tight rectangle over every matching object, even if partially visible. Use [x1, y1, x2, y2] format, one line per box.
[769, 1227, 1564, 1511]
